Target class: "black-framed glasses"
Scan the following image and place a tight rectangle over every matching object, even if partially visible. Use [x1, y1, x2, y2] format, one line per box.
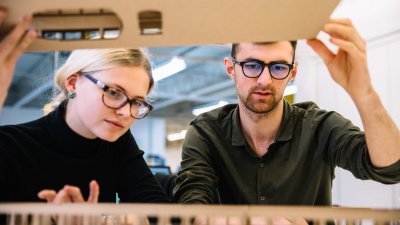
[82, 73, 153, 119]
[232, 59, 294, 80]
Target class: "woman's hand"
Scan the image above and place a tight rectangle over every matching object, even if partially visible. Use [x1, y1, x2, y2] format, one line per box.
[0, 7, 37, 112]
[37, 180, 100, 203]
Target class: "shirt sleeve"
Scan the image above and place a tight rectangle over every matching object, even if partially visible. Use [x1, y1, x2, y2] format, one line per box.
[116, 131, 171, 203]
[173, 123, 219, 204]
[316, 110, 400, 184]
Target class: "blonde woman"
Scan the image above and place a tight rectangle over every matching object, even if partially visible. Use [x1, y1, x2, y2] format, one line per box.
[0, 9, 170, 203]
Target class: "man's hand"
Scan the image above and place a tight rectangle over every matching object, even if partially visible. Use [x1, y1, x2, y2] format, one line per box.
[307, 18, 371, 101]
[308, 18, 400, 168]
[0, 7, 37, 112]
[37, 180, 100, 203]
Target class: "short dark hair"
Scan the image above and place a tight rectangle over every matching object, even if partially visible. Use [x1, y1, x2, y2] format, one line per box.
[231, 41, 297, 62]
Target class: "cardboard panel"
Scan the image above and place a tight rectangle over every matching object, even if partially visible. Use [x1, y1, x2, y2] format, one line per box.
[0, 0, 340, 51]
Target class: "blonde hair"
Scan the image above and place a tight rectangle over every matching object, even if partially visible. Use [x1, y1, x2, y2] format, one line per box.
[43, 48, 154, 115]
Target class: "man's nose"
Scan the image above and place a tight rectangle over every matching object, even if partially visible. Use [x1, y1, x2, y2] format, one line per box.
[256, 68, 273, 85]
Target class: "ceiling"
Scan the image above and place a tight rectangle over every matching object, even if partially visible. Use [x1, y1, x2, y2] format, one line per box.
[5, 0, 400, 133]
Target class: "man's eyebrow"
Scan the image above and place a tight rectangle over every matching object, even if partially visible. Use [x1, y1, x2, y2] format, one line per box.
[270, 60, 291, 64]
[241, 57, 291, 64]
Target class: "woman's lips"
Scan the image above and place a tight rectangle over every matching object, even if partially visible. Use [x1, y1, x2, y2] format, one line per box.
[105, 120, 124, 129]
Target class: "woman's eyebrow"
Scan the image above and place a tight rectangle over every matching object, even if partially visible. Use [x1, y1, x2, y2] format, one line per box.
[107, 82, 146, 100]
[107, 82, 127, 93]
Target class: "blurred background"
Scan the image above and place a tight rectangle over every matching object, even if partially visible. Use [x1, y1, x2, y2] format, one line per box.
[1, 0, 399, 208]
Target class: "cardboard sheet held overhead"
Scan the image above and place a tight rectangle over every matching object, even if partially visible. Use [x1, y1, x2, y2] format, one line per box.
[0, 0, 340, 51]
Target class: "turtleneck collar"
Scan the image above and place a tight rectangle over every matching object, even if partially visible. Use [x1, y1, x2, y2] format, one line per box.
[44, 101, 102, 159]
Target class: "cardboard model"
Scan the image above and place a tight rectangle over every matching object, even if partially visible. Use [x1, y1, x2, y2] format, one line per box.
[0, 0, 340, 51]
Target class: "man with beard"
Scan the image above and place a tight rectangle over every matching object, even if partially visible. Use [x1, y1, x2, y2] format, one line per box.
[173, 19, 400, 205]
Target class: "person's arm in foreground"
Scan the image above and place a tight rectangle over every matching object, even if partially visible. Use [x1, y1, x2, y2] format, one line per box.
[0, 8, 36, 112]
[308, 19, 400, 168]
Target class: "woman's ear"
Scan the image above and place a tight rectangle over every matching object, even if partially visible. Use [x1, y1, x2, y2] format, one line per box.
[224, 57, 235, 80]
[65, 74, 79, 92]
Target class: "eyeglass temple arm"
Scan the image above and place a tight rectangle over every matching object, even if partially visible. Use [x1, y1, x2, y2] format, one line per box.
[82, 72, 107, 90]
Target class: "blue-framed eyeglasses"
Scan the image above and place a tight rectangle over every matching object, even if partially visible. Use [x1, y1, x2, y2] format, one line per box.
[232, 59, 294, 80]
[82, 73, 153, 119]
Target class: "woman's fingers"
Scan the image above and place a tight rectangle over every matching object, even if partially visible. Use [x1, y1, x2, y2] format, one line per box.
[53, 189, 72, 203]
[37, 189, 57, 202]
[37, 180, 100, 204]
[63, 185, 85, 202]
[87, 180, 100, 203]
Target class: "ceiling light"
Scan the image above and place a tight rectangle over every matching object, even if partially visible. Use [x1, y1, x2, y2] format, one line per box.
[153, 57, 186, 82]
[192, 101, 229, 116]
[167, 130, 188, 142]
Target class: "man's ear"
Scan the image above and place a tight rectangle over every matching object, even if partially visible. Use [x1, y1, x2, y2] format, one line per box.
[289, 61, 299, 82]
[65, 73, 79, 92]
[224, 57, 235, 80]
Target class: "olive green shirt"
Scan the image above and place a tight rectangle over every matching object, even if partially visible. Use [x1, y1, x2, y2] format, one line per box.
[174, 100, 400, 205]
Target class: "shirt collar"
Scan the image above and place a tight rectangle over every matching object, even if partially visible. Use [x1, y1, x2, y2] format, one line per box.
[275, 99, 294, 142]
[231, 106, 244, 146]
[231, 99, 294, 146]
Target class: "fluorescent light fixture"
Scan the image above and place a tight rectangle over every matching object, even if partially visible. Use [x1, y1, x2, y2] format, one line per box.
[284, 83, 297, 96]
[192, 101, 228, 116]
[153, 57, 186, 82]
[167, 129, 187, 142]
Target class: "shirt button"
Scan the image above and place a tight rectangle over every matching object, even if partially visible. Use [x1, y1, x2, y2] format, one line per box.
[259, 162, 264, 168]
[260, 196, 266, 201]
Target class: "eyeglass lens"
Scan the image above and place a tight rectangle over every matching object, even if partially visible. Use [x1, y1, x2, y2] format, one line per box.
[242, 61, 291, 79]
[103, 89, 149, 118]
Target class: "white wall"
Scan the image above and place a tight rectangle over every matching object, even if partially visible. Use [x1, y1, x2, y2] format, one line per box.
[294, 32, 400, 208]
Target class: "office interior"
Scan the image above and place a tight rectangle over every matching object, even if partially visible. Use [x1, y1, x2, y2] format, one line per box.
[0, 0, 399, 209]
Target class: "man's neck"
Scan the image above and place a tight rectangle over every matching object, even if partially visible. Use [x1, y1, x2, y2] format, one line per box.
[239, 100, 284, 157]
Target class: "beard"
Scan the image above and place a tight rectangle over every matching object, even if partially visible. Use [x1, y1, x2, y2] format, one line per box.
[237, 84, 282, 115]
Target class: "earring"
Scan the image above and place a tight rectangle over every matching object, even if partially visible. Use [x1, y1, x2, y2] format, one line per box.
[67, 91, 76, 99]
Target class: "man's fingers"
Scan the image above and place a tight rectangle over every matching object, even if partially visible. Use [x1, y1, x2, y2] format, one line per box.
[307, 39, 335, 65]
[329, 37, 363, 61]
[0, 14, 33, 62]
[323, 22, 366, 52]
[328, 18, 353, 26]
[87, 180, 100, 203]
[37, 189, 57, 202]
[63, 185, 85, 202]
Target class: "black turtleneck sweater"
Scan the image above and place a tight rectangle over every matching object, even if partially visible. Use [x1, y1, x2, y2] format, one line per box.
[0, 103, 170, 203]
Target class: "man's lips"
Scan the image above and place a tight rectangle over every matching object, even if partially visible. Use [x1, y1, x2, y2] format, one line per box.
[253, 91, 272, 95]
